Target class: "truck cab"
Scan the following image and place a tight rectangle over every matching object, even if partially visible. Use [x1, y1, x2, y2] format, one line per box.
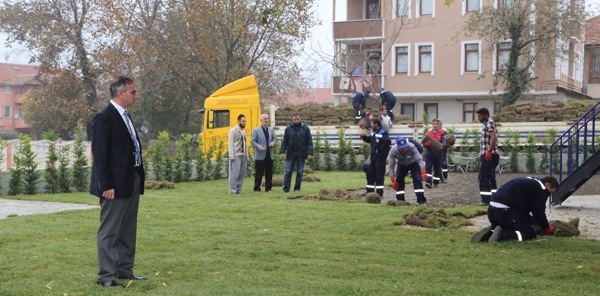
[199, 75, 261, 156]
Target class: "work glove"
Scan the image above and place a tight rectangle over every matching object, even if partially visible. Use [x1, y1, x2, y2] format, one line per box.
[379, 105, 383, 111]
[421, 171, 428, 180]
[485, 150, 492, 161]
[423, 141, 430, 148]
[391, 180, 398, 190]
[545, 225, 554, 234]
[359, 133, 365, 138]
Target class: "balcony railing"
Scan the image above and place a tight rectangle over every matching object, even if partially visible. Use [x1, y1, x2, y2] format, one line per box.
[333, 19, 383, 40]
[332, 75, 382, 94]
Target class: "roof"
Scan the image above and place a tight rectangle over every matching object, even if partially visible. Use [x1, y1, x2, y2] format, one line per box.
[586, 15, 600, 45]
[0, 63, 41, 86]
[285, 88, 335, 105]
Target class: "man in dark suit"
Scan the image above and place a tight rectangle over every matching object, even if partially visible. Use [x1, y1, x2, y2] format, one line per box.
[251, 114, 275, 192]
[90, 76, 146, 288]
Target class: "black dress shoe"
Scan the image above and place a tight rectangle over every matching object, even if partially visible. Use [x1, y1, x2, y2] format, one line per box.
[118, 274, 146, 280]
[97, 280, 124, 288]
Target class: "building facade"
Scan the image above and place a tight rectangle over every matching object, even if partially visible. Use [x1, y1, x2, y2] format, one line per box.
[0, 63, 41, 136]
[332, 0, 586, 124]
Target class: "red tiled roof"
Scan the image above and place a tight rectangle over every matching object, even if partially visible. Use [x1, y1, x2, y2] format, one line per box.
[0, 63, 41, 86]
[285, 88, 334, 105]
[586, 15, 600, 45]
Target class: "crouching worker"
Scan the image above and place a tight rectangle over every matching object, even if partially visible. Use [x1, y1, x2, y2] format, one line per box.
[471, 176, 559, 243]
[387, 136, 428, 206]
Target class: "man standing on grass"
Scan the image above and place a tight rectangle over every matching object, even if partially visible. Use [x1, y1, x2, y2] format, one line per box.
[228, 114, 250, 194]
[360, 118, 390, 196]
[90, 76, 146, 288]
[279, 113, 313, 193]
[471, 176, 558, 243]
[476, 108, 499, 206]
[251, 114, 275, 192]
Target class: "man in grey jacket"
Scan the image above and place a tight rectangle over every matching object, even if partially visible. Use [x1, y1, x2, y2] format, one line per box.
[387, 136, 428, 206]
[228, 114, 250, 194]
[251, 114, 275, 192]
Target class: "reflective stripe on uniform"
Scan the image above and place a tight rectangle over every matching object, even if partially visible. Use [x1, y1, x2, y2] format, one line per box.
[480, 191, 492, 196]
[396, 191, 405, 195]
[414, 189, 424, 193]
[516, 231, 523, 241]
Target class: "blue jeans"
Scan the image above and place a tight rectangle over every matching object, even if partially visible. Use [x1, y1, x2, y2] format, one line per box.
[283, 151, 305, 192]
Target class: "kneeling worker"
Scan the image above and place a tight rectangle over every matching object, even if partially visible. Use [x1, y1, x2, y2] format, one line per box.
[387, 136, 428, 206]
[471, 176, 559, 243]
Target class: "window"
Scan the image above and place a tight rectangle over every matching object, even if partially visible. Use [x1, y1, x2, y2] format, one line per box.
[418, 45, 433, 74]
[366, 0, 380, 19]
[568, 41, 575, 78]
[463, 103, 478, 123]
[496, 42, 511, 71]
[497, 0, 513, 8]
[589, 47, 600, 83]
[18, 106, 24, 118]
[401, 103, 415, 121]
[4, 106, 11, 118]
[397, 0, 410, 17]
[4, 86, 11, 94]
[464, 43, 480, 73]
[424, 103, 438, 120]
[420, 0, 433, 16]
[366, 51, 381, 75]
[467, 0, 481, 12]
[395, 46, 409, 74]
[494, 102, 503, 115]
[210, 110, 230, 129]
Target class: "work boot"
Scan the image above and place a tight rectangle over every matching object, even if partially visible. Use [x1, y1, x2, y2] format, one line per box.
[470, 226, 492, 243]
[488, 226, 503, 244]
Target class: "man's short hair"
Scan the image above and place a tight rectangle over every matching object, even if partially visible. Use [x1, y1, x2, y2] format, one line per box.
[542, 176, 559, 191]
[292, 113, 300, 118]
[432, 118, 441, 123]
[372, 118, 381, 127]
[237, 114, 245, 121]
[477, 108, 490, 116]
[109, 76, 135, 98]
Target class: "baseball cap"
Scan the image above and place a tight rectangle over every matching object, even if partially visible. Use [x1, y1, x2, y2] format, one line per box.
[379, 87, 384, 92]
[396, 136, 409, 148]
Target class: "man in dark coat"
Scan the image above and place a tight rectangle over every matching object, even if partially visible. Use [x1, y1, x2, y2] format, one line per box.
[279, 113, 314, 192]
[471, 176, 558, 243]
[378, 87, 397, 120]
[352, 91, 370, 124]
[360, 119, 390, 196]
[90, 76, 146, 288]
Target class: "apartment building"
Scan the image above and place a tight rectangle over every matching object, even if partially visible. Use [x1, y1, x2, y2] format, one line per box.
[0, 63, 41, 136]
[585, 15, 600, 98]
[332, 0, 585, 124]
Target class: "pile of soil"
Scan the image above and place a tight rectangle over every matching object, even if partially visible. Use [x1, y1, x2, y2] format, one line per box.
[495, 101, 594, 122]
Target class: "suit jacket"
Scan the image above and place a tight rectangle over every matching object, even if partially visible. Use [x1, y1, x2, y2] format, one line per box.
[251, 125, 275, 161]
[90, 103, 145, 199]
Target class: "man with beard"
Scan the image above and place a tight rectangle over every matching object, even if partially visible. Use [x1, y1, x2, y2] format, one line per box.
[476, 108, 499, 206]
[279, 113, 314, 192]
[228, 114, 250, 194]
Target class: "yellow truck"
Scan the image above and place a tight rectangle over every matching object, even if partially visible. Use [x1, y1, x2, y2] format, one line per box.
[199, 75, 261, 156]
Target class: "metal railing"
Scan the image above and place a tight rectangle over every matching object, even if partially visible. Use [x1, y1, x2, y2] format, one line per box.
[550, 101, 600, 181]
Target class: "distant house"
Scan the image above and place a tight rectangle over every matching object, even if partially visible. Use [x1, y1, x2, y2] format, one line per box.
[585, 16, 600, 98]
[0, 63, 41, 136]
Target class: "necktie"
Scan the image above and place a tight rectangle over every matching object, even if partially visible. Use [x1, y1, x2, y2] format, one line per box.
[124, 110, 141, 166]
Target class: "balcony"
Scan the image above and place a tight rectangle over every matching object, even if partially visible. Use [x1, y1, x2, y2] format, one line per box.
[332, 75, 383, 94]
[333, 19, 383, 41]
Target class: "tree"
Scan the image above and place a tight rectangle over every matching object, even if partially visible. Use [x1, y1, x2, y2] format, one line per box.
[0, 0, 104, 131]
[14, 134, 40, 195]
[98, 0, 317, 135]
[42, 130, 60, 193]
[23, 71, 95, 139]
[71, 132, 89, 191]
[462, 0, 585, 106]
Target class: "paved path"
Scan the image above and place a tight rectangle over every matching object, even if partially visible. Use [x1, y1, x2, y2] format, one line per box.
[0, 198, 98, 219]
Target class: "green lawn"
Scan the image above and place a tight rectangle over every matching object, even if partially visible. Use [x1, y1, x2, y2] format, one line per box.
[1, 171, 598, 295]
